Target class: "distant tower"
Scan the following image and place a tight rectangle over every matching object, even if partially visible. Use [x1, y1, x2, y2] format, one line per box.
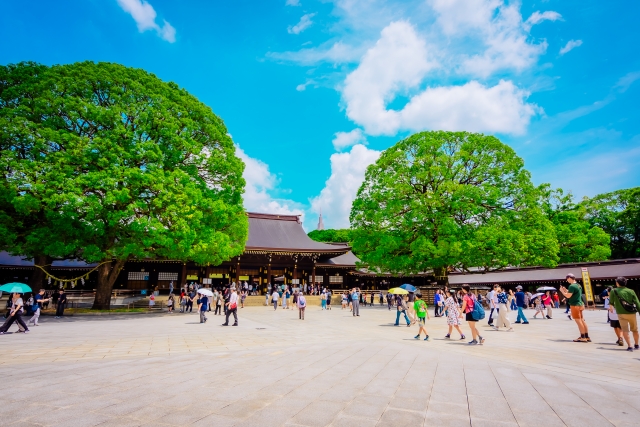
[317, 210, 325, 230]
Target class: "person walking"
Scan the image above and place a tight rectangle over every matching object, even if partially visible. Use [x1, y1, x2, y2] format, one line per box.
[394, 294, 411, 326]
[297, 291, 307, 320]
[0, 293, 29, 334]
[413, 292, 430, 341]
[55, 289, 67, 318]
[271, 289, 279, 311]
[487, 285, 499, 326]
[460, 286, 484, 345]
[379, 291, 384, 306]
[608, 276, 640, 351]
[321, 289, 327, 310]
[407, 291, 416, 324]
[28, 289, 50, 327]
[444, 289, 465, 340]
[351, 288, 360, 317]
[542, 291, 553, 319]
[433, 290, 441, 317]
[386, 292, 392, 310]
[282, 289, 289, 309]
[560, 273, 590, 342]
[509, 289, 517, 311]
[532, 295, 544, 319]
[167, 294, 175, 313]
[187, 290, 195, 313]
[222, 286, 238, 326]
[214, 291, 223, 315]
[197, 293, 208, 323]
[493, 286, 513, 331]
[326, 290, 332, 310]
[514, 286, 529, 324]
[609, 303, 624, 347]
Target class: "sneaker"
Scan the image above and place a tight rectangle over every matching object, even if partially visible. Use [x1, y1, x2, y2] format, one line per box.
[546, 315, 551, 319]
[468, 340, 478, 345]
[627, 347, 634, 352]
[507, 328, 514, 332]
[24, 330, 29, 333]
[444, 334, 451, 339]
[573, 337, 588, 342]
[424, 336, 429, 341]
[221, 323, 228, 326]
[0, 332, 4, 335]
[514, 321, 521, 324]
[567, 315, 572, 320]
[617, 338, 624, 346]
[479, 337, 485, 344]
[522, 322, 530, 324]
[414, 335, 420, 340]
[460, 335, 465, 340]
[585, 337, 592, 342]
[232, 323, 238, 326]
[635, 344, 639, 350]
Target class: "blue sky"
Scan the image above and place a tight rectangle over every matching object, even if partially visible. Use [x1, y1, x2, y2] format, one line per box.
[2, 0, 639, 230]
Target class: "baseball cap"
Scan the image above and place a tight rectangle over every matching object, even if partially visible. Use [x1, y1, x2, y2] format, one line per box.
[516, 285, 522, 290]
[565, 273, 575, 279]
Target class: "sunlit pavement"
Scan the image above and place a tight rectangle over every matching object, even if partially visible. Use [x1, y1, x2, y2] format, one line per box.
[2, 305, 639, 426]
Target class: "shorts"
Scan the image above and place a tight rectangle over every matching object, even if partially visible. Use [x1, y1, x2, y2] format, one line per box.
[618, 313, 639, 333]
[417, 317, 426, 324]
[570, 305, 584, 320]
[610, 320, 621, 329]
[466, 312, 475, 322]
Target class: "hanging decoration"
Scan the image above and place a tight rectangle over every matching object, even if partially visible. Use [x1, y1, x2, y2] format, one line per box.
[32, 260, 111, 285]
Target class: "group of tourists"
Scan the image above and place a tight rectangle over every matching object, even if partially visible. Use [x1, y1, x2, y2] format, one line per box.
[264, 285, 308, 319]
[0, 288, 69, 335]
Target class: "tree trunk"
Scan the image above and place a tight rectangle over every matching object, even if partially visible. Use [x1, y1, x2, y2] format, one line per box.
[92, 259, 126, 310]
[433, 266, 449, 288]
[28, 255, 52, 291]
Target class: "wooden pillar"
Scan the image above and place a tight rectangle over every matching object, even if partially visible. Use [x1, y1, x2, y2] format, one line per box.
[180, 263, 187, 287]
[205, 265, 211, 285]
[267, 259, 272, 289]
[235, 257, 240, 284]
[312, 265, 316, 289]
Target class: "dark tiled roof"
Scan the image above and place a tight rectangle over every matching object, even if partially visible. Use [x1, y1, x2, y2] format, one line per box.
[449, 259, 640, 285]
[245, 213, 350, 253]
[318, 251, 361, 267]
[0, 252, 98, 268]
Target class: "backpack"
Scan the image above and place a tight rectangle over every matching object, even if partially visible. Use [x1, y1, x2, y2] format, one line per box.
[298, 296, 306, 307]
[471, 295, 485, 321]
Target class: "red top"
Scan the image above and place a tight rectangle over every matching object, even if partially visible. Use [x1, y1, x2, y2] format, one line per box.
[463, 294, 475, 313]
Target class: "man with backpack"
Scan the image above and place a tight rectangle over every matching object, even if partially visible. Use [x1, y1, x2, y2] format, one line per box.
[609, 276, 640, 352]
[297, 291, 307, 320]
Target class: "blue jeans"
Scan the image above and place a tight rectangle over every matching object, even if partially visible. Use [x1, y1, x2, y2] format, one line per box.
[395, 310, 410, 325]
[321, 300, 326, 309]
[510, 300, 517, 310]
[516, 307, 528, 323]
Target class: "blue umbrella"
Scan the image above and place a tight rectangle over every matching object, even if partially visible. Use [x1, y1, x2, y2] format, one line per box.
[399, 284, 417, 293]
[0, 282, 32, 294]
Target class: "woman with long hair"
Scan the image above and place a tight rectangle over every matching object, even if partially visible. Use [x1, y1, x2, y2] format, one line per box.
[460, 285, 484, 345]
[444, 289, 465, 340]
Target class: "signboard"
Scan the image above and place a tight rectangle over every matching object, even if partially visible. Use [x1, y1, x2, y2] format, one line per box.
[581, 267, 594, 303]
[186, 275, 199, 280]
[291, 279, 300, 284]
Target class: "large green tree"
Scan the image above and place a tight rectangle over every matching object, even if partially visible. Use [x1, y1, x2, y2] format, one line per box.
[308, 229, 352, 243]
[539, 187, 610, 263]
[350, 131, 559, 285]
[1, 61, 247, 309]
[582, 187, 640, 259]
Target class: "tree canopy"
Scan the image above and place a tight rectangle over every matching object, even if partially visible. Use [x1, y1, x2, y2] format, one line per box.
[0, 61, 247, 309]
[582, 187, 640, 259]
[349, 131, 560, 283]
[308, 229, 352, 243]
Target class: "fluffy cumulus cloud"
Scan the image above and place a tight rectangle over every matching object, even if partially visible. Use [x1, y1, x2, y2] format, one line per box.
[288, 13, 316, 34]
[559, 39, 583, 55]
[309, 144, 381, 229]
[235, 146, 304, 217]
[342, 21, 538, 136]
[116, 0, 176, 42]
[332, 129, 366, 150]
[524, 10, 563, 31]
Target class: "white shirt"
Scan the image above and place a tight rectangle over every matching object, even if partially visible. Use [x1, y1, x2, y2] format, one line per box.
[229, 292, 238, 305]
[487, 291, 496, 308]
[272, 292, 279, 301]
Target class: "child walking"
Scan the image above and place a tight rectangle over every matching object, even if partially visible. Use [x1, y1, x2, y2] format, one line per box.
[413, 292, 430, 341]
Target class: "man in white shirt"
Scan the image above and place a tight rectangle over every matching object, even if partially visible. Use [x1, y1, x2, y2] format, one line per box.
[222, 286, 238, 326]
[271, 289, 279, 310]
[487, 285, 499, 326]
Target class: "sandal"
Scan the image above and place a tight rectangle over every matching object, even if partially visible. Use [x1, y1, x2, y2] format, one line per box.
[573, 337, 587, 342]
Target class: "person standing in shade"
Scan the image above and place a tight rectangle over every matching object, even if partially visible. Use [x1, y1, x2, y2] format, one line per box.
[197, 293, 208, 323]
[271, 289, 279, 311]
[609, 276, 640, 351]
[320, 289, 327, 310]
[560, 273, 590, 342]
[222, 286, 238, 326]
[444, 289, 465, 340]
[351, 288, 360, 317]
[413, 292, 430, 341]
[297, 291, 307, 320]
[28, 289, 50, 326]
[326, 290, 332, 310]
[394, 294, 411, 326]
[460, 285, 484, 345]
[379, 291, 384, 306]
[55, 289, 67, 318]
[215, 291, 223, 315]
[493, 286, 513, 331]
[167, 294, 175, 313]
[514, 286, 529, 324]
[433, 290, 441, 317]
[282, 288, 288, 310]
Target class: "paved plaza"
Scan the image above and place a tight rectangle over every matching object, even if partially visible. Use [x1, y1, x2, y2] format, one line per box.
[1, 305, 640, 427]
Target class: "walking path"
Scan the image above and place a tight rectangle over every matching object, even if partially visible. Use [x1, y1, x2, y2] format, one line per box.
[1, 306, 639, 426]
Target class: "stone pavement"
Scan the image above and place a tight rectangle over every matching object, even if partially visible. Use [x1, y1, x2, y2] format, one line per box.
[1, 304, 640, 427]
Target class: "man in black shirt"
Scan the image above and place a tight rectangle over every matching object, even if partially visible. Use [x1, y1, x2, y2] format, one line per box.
[55, 289, 67, 318]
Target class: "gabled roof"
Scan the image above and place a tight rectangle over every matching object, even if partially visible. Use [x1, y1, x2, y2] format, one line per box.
[318, 251, 361, 267]
[245, 212, 350, 254]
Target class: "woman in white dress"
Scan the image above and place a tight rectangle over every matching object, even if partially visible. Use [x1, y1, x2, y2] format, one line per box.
[444, 289, 465, 340]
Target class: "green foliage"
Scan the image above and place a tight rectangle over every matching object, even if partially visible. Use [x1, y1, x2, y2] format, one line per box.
[350, 131, 559, 279]
[539, 187, 610, 263]
[308, 229, 352, 243]
[0, 61, 248, 308]
[582, 187, 640, 259]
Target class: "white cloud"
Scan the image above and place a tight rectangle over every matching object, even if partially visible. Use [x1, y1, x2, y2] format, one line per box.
[523, 11, 563, 31]
[286, 0, 300, 5]
[342, 21, 538, 136]
[332, 129, 366, 150]
[296, 79, 316, 91]
[268, 41, 364, 65]
[615, 71, 640, 93]
[559, 39, 583, 55]
[235, 145, 304, 217]
[310, 144, 381, 229]
[288, 13, 316, 34]
[116, 0, 176, 42]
